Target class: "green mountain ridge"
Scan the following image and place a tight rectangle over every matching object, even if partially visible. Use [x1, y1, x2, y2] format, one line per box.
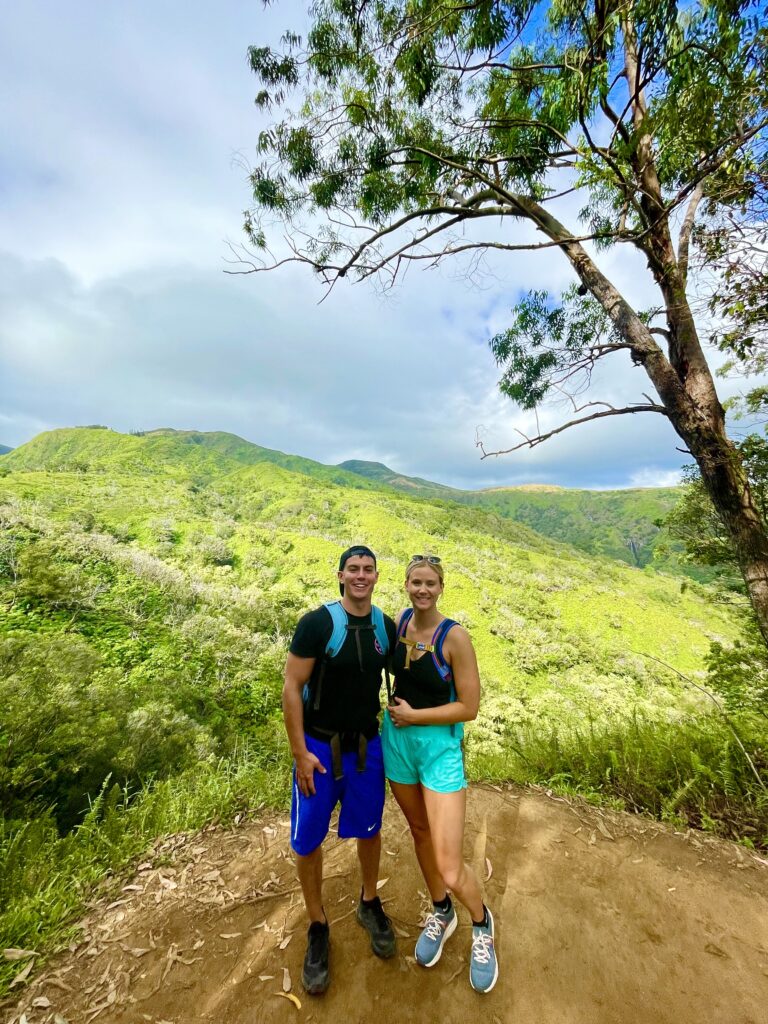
[337, 459, 686, 573]
[5, 427, 687, 573]
[0, 445, 12, 456]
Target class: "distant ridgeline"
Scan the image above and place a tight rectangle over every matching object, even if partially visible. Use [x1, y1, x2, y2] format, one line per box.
[3, 425, 689, 573]
[337, 460, 687, 574]
[0, 445, 12, 455]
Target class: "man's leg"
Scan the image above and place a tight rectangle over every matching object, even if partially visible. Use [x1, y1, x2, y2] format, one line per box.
[356, 832, 381, 901]
[339, 738, 395, 958]
[296, 844, 325, 923]
[290, 736, 336, 995]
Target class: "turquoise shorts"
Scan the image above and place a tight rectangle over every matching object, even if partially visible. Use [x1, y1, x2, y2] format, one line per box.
[381, 713, 466, 793]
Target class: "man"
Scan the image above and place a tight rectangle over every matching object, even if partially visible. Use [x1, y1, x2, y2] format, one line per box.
[283, 544, 397, 995]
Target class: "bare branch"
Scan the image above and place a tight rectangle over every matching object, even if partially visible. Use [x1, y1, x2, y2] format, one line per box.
[476, 403, 668, 458]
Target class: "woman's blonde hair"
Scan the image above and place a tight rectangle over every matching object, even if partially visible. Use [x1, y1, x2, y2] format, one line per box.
[405, 554, 444, 583]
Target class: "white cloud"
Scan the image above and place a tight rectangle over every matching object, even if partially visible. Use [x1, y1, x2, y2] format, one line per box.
[628, 468, 685, 489]
[0, 1, 744, 491]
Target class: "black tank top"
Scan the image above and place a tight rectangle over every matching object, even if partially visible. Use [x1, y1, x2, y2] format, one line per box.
[392, 633, 453, 709]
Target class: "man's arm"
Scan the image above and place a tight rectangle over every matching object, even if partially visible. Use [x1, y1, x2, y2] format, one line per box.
[283, 652, 327, 796]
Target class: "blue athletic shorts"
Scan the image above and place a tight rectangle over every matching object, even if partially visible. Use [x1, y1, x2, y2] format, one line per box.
[381, 714, 466, 793]
[290, 733, 385, 856]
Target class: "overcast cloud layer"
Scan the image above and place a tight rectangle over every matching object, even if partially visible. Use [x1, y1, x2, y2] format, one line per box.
[0, 1, 743, 489]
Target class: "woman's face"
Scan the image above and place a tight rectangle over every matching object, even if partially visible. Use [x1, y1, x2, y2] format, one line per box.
[405, 563, 444, 610]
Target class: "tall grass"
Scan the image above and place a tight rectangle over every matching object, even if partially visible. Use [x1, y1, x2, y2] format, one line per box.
[0, 741, 290, 998]
[467, 711, 768, 845]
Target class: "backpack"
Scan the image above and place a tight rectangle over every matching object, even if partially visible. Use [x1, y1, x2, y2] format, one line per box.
[396, 608, 459, 734]
[303, 601, 391, 713]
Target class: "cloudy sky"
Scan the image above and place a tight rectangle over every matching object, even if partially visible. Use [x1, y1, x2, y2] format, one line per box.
[0, 2, 744, 489]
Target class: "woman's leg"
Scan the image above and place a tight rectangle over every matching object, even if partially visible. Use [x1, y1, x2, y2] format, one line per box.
[389, 780, 446, 902]
[421, 786, 484, 921]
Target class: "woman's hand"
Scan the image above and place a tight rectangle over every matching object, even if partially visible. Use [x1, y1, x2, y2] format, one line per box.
[388, 696, 417, 727]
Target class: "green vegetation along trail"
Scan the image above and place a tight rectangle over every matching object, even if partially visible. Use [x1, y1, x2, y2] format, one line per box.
[4, 785, 768, 1024]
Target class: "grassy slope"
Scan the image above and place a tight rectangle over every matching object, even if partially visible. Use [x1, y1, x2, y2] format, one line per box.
[7, 431, 686, 572]
[338, 458, 686, 572]
[1, 429, 740, 688]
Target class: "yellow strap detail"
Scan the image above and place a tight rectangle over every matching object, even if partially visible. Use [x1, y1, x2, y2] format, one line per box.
[398, 636, 435, 670]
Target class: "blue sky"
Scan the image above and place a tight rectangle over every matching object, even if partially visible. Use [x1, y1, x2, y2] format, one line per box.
[0, 1, 737, 490]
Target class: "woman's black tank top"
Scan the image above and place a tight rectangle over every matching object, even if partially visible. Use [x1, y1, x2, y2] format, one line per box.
[392, 633, 453, 709]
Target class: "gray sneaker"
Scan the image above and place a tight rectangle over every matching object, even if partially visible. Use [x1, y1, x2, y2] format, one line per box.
[415, 903, 457, 967]
[469, 907, 498, 994]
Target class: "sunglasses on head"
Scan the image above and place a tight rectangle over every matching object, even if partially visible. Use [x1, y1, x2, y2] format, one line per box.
[409, 555, 441, 565]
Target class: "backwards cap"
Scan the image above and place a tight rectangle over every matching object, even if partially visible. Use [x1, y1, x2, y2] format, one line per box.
[338, 544, 377, 595]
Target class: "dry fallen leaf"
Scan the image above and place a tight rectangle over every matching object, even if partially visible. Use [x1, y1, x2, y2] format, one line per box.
[595, 819, 614, 841]
[279, 934, 292, 950]
[10, 959, 34, 987]
[54, 1015, 70, 1024]
[32, 996, 51, 1009]
[282, 966, 291, 992]
[484, 857, 493, 881]
[274, 992, 302, 1009]
[219, 933, 242, 940]
[3, 948, 38, 961]
[259, 975, 274, 981]
[376, 877, 389, 890]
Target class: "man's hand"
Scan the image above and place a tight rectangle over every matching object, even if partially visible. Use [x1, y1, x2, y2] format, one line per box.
[295, 750, 327, 796]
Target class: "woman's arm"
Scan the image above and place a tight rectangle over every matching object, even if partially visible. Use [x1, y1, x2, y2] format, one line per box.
[387, 625, 480, 727]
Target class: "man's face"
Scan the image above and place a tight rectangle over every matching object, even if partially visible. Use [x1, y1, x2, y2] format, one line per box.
[338, 555, 378, 600]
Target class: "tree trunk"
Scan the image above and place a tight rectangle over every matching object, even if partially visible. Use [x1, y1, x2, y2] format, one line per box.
[683, 425, 768, 644]
[507, 192, 768, 644]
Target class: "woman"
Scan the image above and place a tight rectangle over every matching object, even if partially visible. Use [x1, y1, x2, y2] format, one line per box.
[381, 554, 498, 994]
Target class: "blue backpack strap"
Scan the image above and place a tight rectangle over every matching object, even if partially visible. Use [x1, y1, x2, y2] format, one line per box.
[431, 618, 458, 691]
[432, 617, 459, 737]
[371, 605, 389, 655]
[324, 600, 349, 657]
[396, 607, 414, 641]
[303, 602, 348, 712]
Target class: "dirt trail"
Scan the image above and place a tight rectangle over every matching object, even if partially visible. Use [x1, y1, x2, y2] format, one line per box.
[5, 785, 768, 1024]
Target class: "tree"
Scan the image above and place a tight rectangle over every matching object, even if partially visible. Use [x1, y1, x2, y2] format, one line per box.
[664, 432, 768, 583]
[243, 1, 768, 642]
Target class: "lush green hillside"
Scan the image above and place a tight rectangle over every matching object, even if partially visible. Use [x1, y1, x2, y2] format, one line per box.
[2, 427, 379, 490]
[339, 458, 688, 573]
[8, 430, 687, 573]
[1, 426, 764, 992]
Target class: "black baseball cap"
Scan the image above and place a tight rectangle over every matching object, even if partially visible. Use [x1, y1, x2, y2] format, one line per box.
[338, 544, 377, 595]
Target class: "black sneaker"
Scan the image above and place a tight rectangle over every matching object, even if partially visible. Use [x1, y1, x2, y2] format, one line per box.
[301, 920, 330, 995]
[356, 895, 396, 958]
